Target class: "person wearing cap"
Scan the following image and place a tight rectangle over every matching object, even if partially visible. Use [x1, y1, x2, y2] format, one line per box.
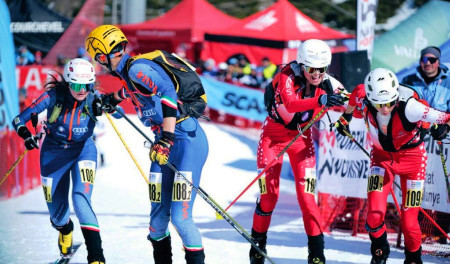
[402, 46, 450, 112]
[12, 58, 106, 263]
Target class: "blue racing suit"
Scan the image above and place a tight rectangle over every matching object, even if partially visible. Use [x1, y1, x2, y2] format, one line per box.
[114, 54, 209, 251]
[12, 87, 100, 231]
[402, 65, 450, 111]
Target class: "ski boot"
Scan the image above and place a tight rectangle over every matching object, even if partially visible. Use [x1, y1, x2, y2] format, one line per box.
[58, 219, 74, 256]
[249, 229, 267, 264]
[149, 235, 172, 264]
[369, 232, 390, 264]
[185, 248, 205, 264]
[82, 229, 105, 264]
[404, 247, 423, 264]
[308, 234, 326, 264]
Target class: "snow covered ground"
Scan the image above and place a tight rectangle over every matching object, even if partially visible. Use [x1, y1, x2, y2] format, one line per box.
[0, 115, 447, 264]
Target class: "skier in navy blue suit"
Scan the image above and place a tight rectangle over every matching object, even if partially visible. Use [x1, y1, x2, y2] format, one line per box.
[12, 58, 106, 264]
[86, 25, 209, 264]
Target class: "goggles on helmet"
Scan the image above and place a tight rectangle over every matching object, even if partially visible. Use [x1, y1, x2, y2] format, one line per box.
[69, 82, 94, 92]
[303, 65, 328, 74]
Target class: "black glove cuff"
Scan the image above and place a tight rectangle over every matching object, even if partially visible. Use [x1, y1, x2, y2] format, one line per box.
[342, 112, 353, 122]
[162, 131, 175, 143]
[17, 126, 32, 140]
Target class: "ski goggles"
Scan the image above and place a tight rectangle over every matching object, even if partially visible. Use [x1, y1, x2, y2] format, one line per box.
[420, 56, 438, 64]
[69, 82, 94, 92]
[372, 99, 397, 109]
[95, 43, 126, 64]
[303, 65, 328, 74]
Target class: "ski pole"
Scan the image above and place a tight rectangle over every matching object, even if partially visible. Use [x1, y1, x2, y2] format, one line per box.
[436, 140, 450, 202]
[338, 127, 450, 240]
[1, 150, 28, 186]
[104, 113, 149, 184]
[112, 106, 277, 264]
[221, 106, 328, 216]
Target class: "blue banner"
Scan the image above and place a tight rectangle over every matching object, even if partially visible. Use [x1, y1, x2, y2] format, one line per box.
[200, 76, 266, 122]
[0, 0, 18, 130]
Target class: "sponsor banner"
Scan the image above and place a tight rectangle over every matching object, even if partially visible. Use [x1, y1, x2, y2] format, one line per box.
[200, 76, 266, 122]
[356, 0, 378, 60]
[16, 65, 58, 101]
[317, 111, 449, 213]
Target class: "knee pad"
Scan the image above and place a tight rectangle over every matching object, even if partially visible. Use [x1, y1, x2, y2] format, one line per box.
[255, 201, 273, 217]
[365, 220, 384, 233]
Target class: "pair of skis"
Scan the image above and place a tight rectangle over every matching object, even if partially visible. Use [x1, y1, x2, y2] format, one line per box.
[54, 243, 82, 264]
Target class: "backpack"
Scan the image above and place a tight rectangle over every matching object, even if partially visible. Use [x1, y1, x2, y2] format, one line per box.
[48, 86, 97, 123]
[126, 50, 208, 120]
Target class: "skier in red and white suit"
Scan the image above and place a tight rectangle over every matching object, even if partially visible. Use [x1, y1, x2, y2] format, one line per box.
[249, 39, 345, 264]
[334, 68, 450, 264]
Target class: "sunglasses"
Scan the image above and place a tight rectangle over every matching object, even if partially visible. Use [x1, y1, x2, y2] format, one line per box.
[303, 65, 328, 74]
[69, 82, 94, 92]
[421, 56, 438, 64]
[372, 100, 397, 109]
[95, 43, 126, 64]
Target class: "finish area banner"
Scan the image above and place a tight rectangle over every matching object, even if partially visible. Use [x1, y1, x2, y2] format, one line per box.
[317, 111, 449, 213]
[200, 76, 266, 122]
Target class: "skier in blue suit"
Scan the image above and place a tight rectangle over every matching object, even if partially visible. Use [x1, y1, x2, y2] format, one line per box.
[12, 58, 106, 264]
[85, 25, 209, 264]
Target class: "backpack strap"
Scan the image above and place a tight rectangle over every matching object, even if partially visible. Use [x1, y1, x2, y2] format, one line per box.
[48, 87, 65, 123]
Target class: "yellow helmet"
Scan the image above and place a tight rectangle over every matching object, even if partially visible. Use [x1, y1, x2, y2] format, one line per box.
[85, 25, 128, 59]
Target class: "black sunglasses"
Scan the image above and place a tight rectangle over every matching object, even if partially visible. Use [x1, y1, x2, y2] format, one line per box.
[421, 56, 438, 64]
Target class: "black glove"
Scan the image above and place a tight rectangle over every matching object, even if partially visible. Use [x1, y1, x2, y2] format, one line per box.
[101, 93, 122, 113]
[149, 131, 175, 165]
[92, 97, 103, 116]
[430, 124, 450, 141]
[319, 94, 344, 107]
[17, 126, 39, 150]
[334, 112, 353, 137]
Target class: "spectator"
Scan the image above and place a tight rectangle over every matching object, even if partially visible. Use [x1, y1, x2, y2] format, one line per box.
[239, 64, 260, 88]
[16, 45, 35, 65]
[34, 51, 42, 65]
[260, 57, 277, 82]
[202, 58, 218, 77]
[217, 62, 228, 82]
[77, 47, 91, 61]
[18, 87, 32, 111]
[402, 46, 450, 112]
[402, 46, 450, 245]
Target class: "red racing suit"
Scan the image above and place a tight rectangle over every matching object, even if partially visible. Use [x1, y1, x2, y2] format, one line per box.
[253, 64, 344, 236]
[349, 84, 450, 252]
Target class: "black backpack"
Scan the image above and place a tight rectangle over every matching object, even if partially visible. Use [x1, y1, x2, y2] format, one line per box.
[126, 50, 208, 120]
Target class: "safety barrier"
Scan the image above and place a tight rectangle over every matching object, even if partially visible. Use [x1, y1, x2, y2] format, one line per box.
[0, 127, 41, 199]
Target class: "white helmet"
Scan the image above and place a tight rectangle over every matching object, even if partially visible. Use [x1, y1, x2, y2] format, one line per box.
[296, 39, 332, 68]
[63, 58, 96, 84]
[364, 68, 399, 104]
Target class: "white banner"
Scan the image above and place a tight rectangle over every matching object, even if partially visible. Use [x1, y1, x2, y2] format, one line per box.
[356, 0, 378, 61]
[317, 111, 449, 213]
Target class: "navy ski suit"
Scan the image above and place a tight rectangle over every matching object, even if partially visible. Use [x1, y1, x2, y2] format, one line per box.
[114, 54, 209, 251]
[12, 87, 101, 231]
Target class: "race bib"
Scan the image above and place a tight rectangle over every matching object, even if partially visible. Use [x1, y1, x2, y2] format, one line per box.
[78, 160, 96, 184]
[41, 176, 53, 202]
[172, 171, 192, 202]
[149, 172, 162, 203]
[304, 168, 316, 195]
[368, 166, 385, 192]
[257, 168, 267, 195]
[405, 180, 424, 208]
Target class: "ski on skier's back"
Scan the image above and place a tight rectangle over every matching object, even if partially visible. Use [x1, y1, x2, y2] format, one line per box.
[53, 243, 82, 264]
